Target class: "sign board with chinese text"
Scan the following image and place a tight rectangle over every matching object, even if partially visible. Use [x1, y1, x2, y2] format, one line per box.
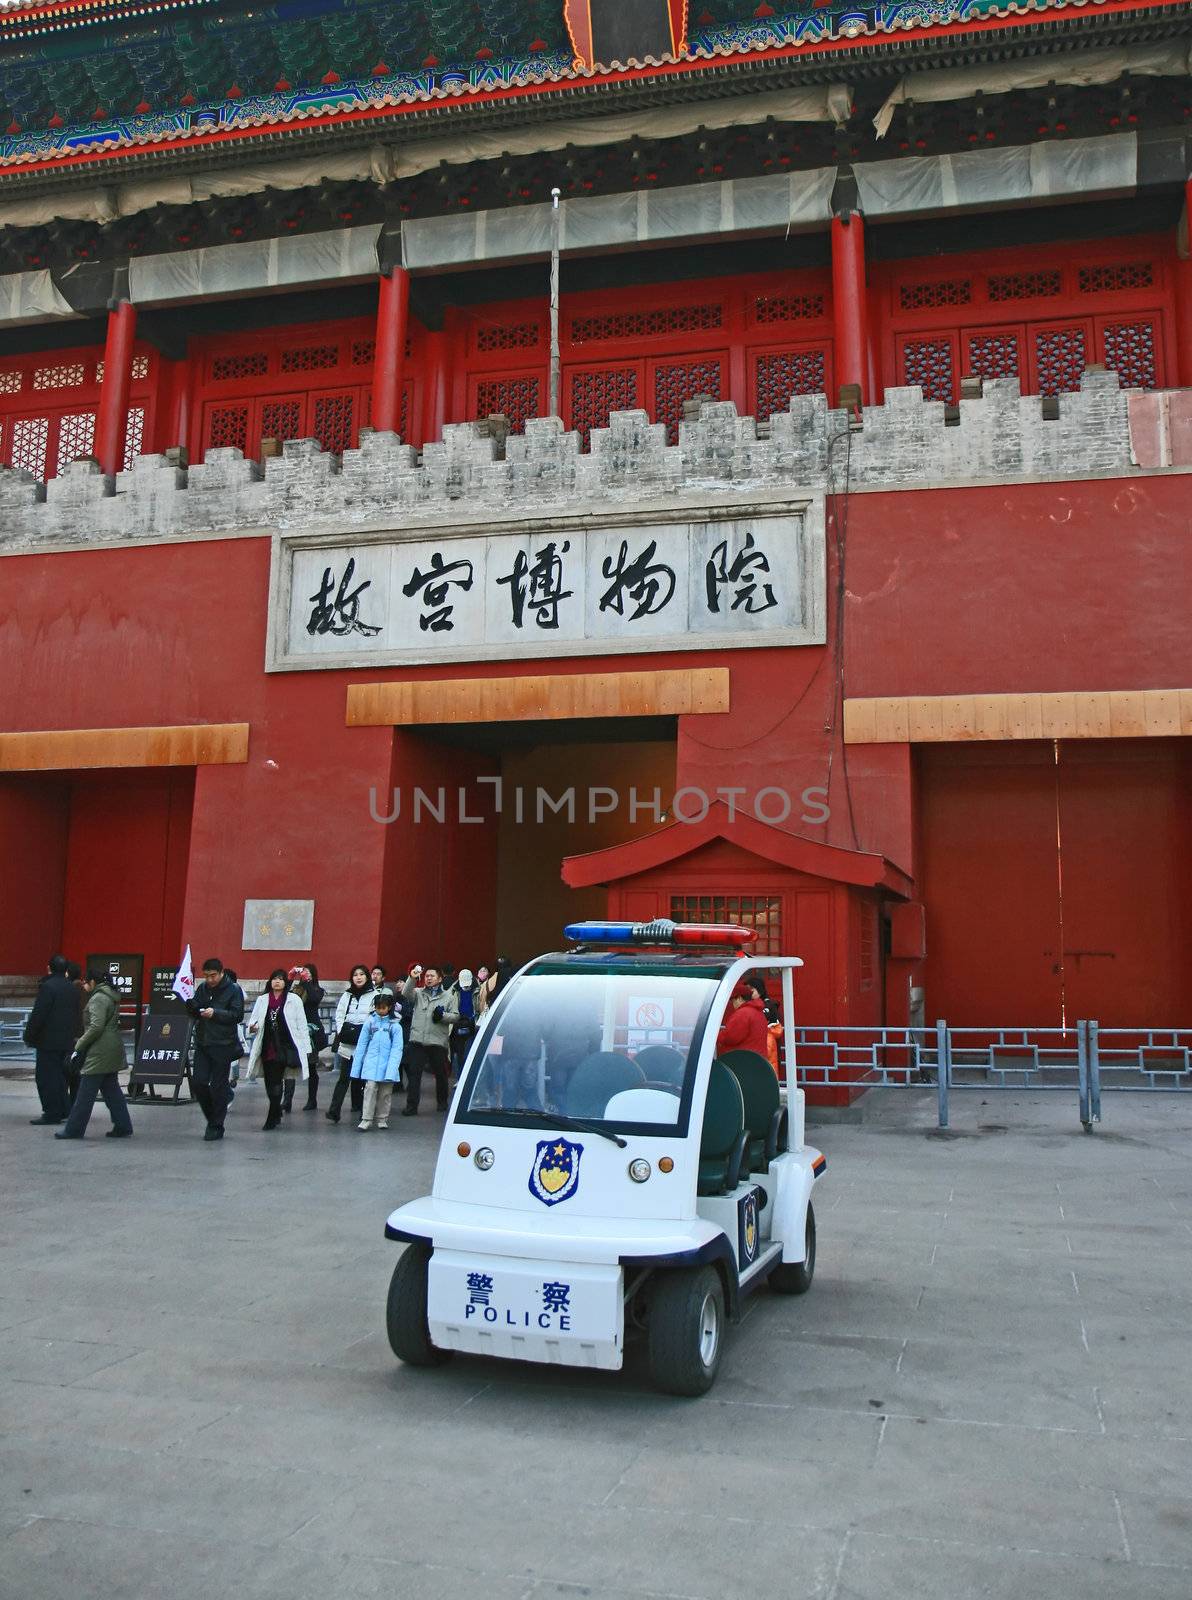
[267, 496, 825, 672]
[129, 1013, 194, 1091]
[242, 899, 315, 952]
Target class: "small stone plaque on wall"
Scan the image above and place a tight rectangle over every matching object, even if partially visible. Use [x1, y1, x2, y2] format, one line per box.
[242, 900, 315, 951]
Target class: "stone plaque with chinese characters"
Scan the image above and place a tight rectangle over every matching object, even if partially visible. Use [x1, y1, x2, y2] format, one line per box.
[242, 899, 315, 952]
[267, 497, 825, 671]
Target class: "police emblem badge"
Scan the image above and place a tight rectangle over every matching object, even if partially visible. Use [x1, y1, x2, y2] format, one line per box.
[528, 1137, 584, 1207]
[738, 1188, 759, 1266]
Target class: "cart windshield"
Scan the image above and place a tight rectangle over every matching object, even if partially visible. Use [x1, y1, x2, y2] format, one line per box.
[458, 962, 724, 1136]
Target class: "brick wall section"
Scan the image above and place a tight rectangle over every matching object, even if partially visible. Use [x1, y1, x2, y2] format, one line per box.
[0, 373, 1183, 549]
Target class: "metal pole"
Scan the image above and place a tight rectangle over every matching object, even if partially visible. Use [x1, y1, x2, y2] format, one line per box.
[1077, 1020, 1091, 1130]
[935, 1019, 949, 1128]
[1088, 1019, 1102, 1125]
[548, 187, 562, 419]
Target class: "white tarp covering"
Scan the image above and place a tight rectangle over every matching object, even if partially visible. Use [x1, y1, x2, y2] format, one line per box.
[0, 267, 74, 320]
[854, 133, 1138, 219]
[0, 82, 848, 233]
[128, 224, 382, 305]
[874, 41, 1192, 138]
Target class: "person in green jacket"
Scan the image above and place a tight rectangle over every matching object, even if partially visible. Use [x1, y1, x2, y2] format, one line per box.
[55, 967, 133, 1141]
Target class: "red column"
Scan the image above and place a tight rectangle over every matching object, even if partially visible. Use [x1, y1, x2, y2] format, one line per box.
[831, 210, 869, 406]
[420, 329, 448, 447]
[1175, 178, 1192, 388]
[371, 267, 410, 436]
[94, 299, 137, 476]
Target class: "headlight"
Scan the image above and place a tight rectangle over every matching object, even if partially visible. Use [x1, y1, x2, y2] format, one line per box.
[474, 1147, 495, 1171]
[628, 1158, 652, 1183]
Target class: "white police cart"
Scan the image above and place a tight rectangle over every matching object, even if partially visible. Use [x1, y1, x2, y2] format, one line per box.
[384, 920, 826, 1396]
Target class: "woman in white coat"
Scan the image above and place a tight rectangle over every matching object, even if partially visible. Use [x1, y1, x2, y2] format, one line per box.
[245, 969, 311, 1131]
[325, 964, 375, 1124]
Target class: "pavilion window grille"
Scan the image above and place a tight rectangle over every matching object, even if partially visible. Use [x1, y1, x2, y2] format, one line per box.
[987, 270, 1062, 303]
[281, 344, 339, 374]
[654, 357, 723, 444]
[902, 338, 954, 403]
[1034, 326, 1086, 396]
[753, 293, 826, 324]
[208, 404, 250, 453]
[570, 304, 723, 342]
[211, 351, 268, 382]
[350, 339, 376, 366]
[670, 895, 784, 957]
[475, 375, 540, 434]
[1078, 262, 1154, 294]
[756, 348, 826, 419]
[32, 361, 86, 390]
[0, 370, 22, 394]
[1102, 322, 1157, 390]
[10, 415, 49, 477]
[260, 399, 303, 443]
[570, 366, 638, 446]
[96, 354, 150, 383]
[476, 322, 541, 353]
[966, 333, 1020, 383]
[898, 279, 972, 311]
[123, 406, 145, 470]
[312, 393, 355, 455]
[57, 410, 95, 469]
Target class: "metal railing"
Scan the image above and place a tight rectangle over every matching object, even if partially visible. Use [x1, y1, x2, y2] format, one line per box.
[791, 1020, 1192, 1131]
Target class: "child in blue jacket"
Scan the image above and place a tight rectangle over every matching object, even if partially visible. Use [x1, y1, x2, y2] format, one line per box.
[350, 989, 403, 1130]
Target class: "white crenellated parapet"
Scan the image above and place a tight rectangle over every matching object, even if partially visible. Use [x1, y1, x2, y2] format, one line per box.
[0, 371, 1165, 551]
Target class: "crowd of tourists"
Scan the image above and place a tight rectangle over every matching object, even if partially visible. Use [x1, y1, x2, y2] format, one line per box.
[22, 953, 516, 1143]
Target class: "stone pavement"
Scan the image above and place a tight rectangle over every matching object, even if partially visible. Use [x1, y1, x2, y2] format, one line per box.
[1, 1071, 1190, 1600]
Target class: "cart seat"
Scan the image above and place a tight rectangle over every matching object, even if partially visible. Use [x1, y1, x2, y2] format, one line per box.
[634, 1044, 686, 1089]
[567, 1052, 646, 1118]
[719, 1050, 786, 1172]
[698, 1060, 748, 1196]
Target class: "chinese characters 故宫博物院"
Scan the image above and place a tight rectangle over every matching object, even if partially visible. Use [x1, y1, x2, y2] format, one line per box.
[402, 551, 475, 632]
[307, 558, 382, 637]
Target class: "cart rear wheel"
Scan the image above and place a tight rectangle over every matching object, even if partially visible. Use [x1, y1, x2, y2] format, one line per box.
[770, 1201, 816, 1295]
[647, 1265, 724, 1396]
[386, 1245, 452, 1367]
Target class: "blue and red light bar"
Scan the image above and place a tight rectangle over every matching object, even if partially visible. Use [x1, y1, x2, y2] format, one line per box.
[564, 919, 756, 948]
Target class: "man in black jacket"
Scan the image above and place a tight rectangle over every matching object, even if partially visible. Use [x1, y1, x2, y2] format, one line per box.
[185, 956, 245, 1142]
[24, 954, 80, 1125]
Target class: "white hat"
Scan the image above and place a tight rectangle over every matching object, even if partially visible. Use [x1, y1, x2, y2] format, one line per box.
[458, 968, 474, 989]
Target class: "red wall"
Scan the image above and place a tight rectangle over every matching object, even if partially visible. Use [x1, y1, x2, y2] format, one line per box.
[0, 468, 1187, 1014]
[0, 775, 70, 974]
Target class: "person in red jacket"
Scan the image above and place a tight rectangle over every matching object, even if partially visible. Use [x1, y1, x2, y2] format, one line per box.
[715, 980, 771, 1057]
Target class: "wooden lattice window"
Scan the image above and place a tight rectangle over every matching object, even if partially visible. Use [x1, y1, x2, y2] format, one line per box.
[0, 370, 23, 394]
[670, 895, 784, 958]
[1033, 326, 1087, 396]
[966, 332, 1020, 383]
[476, 322, 541, 353]
[312, 393, 355, 454]
[475, 375, 540, 434]
[260, 399, 303, 443]
[569, 366, 639, 446]
[9, 415, 49, 476]
[207, 404, 250, 452]
[351, 340, 376, 366]
[901, 337, 954, 403]
[1078, 262, 1154, 294]
[654, 357, 723, 445]
[755, 348, 826, 419]
[123, 407, 145, 470]
[282, 344, 339, 374]
[57, 410, 96, 468]
[32, 361, 87, 391]
[987, 270, 1061, 303]
[898, 279, 972, 311]
[753, 293, 826, 324]
[1102, 322, 1157, 390]
[571, 304, 723, 342]
[212, 352, 268, 382]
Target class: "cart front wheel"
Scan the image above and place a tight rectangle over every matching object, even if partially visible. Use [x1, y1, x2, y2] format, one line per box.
[386, 1245, 452, 1367]
[647, 1265, 725, 1397]
[770, 1201, 816, 1295]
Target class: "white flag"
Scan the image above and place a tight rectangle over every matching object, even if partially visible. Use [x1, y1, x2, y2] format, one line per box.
[172, 945, 195, 1003]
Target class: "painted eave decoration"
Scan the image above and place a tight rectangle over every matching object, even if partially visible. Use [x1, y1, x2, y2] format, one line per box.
[0, 0, 1181, 172]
